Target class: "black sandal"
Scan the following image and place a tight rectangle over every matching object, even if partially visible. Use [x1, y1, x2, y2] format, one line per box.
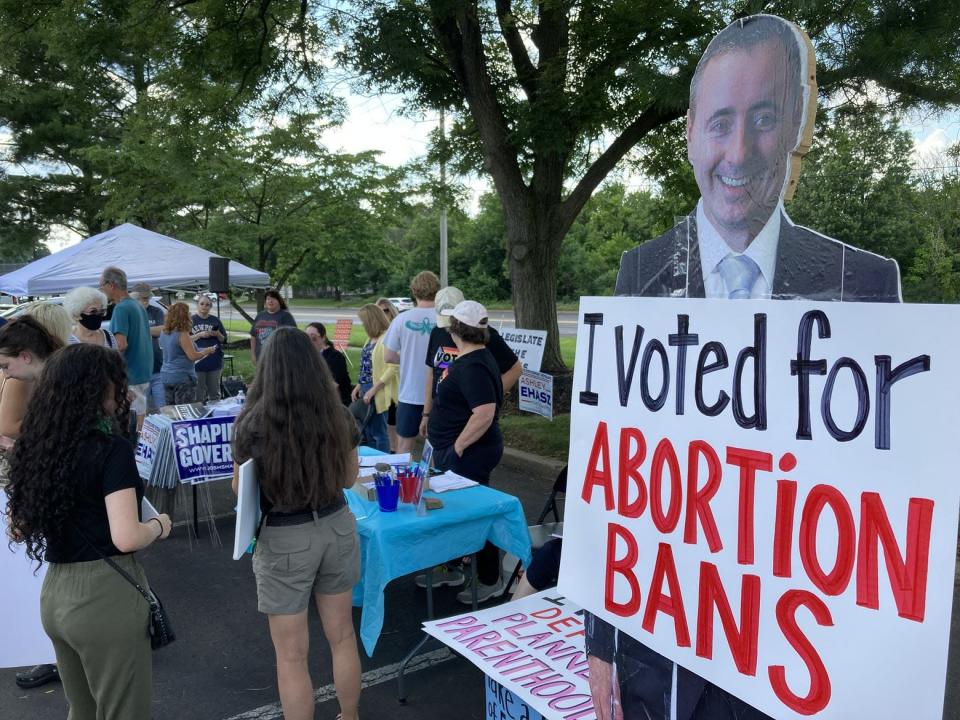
[15, 664, 60, 689]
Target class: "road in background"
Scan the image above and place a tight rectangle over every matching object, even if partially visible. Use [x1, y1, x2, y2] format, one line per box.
[235, 305, 580, 337]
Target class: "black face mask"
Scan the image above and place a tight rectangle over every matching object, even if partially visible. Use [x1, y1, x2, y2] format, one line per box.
[78, 312, 103, 330]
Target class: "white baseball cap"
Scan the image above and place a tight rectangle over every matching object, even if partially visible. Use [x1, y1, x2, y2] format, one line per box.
[440, 300, 489, 329]
[434, 286, 465, 328]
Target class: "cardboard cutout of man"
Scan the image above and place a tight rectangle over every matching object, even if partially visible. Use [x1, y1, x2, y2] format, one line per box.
[586, 14, 901, 720]
[616, 15, 901, 303]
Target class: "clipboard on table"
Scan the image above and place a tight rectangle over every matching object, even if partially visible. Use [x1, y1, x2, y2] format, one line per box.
[232, 459, 261, 560]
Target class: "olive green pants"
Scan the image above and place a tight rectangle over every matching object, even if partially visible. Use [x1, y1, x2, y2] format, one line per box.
[40, 555, 152, 720]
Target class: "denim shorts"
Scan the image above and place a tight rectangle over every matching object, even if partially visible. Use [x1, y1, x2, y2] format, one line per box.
[395, 402, 424, 438]
[252, 507, 360, 615]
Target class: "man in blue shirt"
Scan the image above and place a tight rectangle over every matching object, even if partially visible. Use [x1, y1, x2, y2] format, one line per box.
[99, 266, 153, 429]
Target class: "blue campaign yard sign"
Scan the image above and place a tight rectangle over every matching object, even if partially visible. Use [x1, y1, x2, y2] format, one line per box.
[171, 416, 235, 484]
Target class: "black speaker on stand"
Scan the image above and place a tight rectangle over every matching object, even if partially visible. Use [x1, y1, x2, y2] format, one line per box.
[208, 256, 229, 319]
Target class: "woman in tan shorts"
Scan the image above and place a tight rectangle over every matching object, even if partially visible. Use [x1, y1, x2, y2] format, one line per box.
[233, 327, 362, 720]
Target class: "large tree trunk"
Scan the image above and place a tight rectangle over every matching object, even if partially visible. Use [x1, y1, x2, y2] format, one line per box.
[505, 201, 564, 372]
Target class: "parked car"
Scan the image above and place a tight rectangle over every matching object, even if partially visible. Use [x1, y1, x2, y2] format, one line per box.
[1, 296, 167, 332]
[388, 297, 414, 312]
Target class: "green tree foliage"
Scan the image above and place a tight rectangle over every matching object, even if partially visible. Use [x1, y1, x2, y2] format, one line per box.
[165, 117, 403, 313]
[336, 0, 960, 369]
[788, 105, 923, 275]
[559, 184, 660, 299]
[904, 147, 960, 302]
[0, 0, 329, 246]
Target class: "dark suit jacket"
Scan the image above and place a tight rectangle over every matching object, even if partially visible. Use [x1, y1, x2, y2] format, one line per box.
[586, 213, 901, 720]
[615, 213, 901, 302]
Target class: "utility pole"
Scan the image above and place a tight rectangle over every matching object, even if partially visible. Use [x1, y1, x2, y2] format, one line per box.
[439, 108, 448, 287]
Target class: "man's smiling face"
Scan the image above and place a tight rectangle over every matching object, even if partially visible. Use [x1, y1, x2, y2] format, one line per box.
[686, 41, 800, 248]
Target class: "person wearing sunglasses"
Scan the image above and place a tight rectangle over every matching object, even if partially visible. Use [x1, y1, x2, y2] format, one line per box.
[64, 287, 117, 349]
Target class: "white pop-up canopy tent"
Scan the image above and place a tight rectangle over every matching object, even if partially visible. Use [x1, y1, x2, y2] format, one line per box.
[0, 224, 270, 296]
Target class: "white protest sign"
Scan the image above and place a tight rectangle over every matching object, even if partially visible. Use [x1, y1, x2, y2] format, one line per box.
[502, 329, 547, 372]
[485, 676, 545, 720]
[233, 459, 260, 560]
[424, 591, 595, 719]
[0, 495, 55, 668]
[519, 370, 554, 420]
[559, 296, 960, 720]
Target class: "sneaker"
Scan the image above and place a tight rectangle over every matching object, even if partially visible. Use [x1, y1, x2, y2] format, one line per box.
[457, 576, 506, 605]
[414, 565, 465, 589]
[15, 664, 59, 689]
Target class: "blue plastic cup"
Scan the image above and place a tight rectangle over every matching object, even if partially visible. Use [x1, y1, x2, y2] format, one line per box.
[375, 482, 400, 512]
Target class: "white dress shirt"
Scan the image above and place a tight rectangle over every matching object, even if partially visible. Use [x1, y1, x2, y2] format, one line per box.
[697, 201, 781, 299]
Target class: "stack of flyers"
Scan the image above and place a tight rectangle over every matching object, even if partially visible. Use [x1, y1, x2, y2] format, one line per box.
[135, 414, 180, 489]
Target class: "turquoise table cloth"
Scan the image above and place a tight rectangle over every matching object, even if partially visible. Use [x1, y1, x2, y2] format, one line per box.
[346, 449, 532, 655]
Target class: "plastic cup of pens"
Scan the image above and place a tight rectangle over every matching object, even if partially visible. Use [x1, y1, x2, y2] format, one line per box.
[398, 465, 424, 505]
[373, 466, 400, 512]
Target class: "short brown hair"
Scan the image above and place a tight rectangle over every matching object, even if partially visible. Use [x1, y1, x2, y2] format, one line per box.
[449, 317, 489, 345]
[358, 303, 390, 338]
[409, 271, 440, 301]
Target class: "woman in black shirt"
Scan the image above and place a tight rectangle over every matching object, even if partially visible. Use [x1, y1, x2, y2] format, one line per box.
[427, 300, 506, 603]
[5, 344, 172, 719]
[306, 322, 353, 406]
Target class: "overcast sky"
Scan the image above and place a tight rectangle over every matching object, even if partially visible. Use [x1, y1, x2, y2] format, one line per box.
[42, 91, 960, 252]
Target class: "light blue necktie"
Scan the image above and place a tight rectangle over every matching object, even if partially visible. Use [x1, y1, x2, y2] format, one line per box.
[717, 253, 761, 299]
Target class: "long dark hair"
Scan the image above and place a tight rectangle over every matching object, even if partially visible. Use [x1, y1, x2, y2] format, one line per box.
[5, 344, 131, 563]
[233, 327, 354, 508]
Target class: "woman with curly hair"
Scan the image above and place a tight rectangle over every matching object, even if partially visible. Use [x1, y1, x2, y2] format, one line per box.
[159, 302, 216, 405]
[233, 327, 362, 720]
[5, 344, 172, 719]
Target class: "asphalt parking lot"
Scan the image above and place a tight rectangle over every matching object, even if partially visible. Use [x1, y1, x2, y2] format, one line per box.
[3, 460, 960, 720]
[0, 462, 557, 720]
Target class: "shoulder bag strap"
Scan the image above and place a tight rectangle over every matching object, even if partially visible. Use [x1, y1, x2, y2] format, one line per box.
[71, 523, 154, 605]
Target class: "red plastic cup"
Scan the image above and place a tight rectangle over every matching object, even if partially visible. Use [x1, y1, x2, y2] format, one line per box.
[399, 473, 419, 504]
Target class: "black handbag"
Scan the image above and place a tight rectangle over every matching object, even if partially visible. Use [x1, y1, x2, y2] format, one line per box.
[74, 526, 175, 650]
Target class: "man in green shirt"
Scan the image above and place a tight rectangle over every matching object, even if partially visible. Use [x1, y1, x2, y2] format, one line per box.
[99, 266, 153, 429]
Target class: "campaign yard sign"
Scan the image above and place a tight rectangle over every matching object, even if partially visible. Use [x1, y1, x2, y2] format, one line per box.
[519, 370, 554, 420]
[424, 591, 596, 720]
[485, 676, 545, 720]
[171, 416, 235, 484]
[559, 296, 960, 719]
[135, 414, 164, 480]
[502, 329, 547, 372]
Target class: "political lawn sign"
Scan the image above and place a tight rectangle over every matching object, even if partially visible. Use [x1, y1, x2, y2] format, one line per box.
[171, 416, 235, 484]
[424, 590, 595, 720]
[559, 296, 960, 719]
[519, 370, 554, 420]
[502, 329, 547, 372]
[135, 414, 166, 479]
[485, 676, 545, 720]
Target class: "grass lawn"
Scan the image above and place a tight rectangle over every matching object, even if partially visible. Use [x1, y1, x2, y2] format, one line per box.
[221, 318, 575, 462]
[499, 412, 570, 462]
